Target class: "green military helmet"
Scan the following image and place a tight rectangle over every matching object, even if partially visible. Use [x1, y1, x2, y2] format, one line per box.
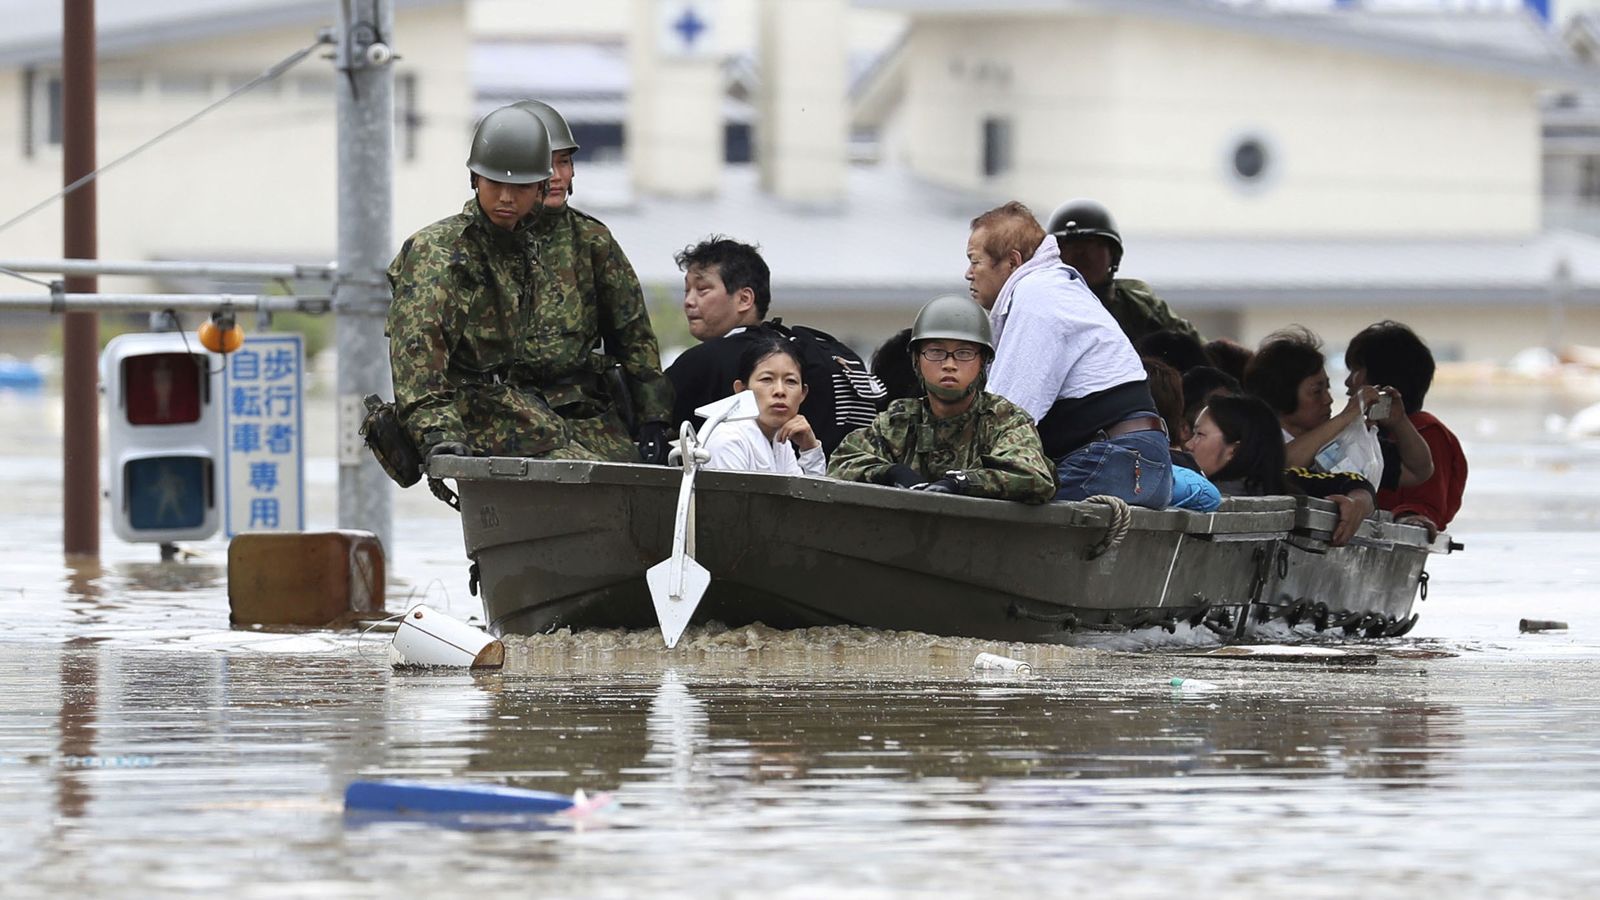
[1046, 198, 1123, 266]
[911, 294, 994, 355]
[467, 105, 553, 184]
[514, 99, 580, 154]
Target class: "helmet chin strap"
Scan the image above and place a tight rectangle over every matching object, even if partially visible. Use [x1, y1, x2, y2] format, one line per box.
[919, 368, 987, 404]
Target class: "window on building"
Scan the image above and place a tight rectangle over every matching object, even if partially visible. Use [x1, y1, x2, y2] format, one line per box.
[572, 122, 625, 163]
[22, 68, 64, 157]
[982, 117, 1012, 178]
[1581, 156, 1600, 202]
[725, 122, 753, 164]
[1232, 137, 1269, 182]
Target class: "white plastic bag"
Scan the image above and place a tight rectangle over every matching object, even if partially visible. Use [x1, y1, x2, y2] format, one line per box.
[1312, 416, 1385, 486]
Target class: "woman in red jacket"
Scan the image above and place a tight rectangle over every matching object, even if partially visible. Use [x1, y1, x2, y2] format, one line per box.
[1344, 321, 1468, 539]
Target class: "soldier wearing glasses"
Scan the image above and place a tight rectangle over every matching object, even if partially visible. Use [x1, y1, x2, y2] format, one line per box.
[827, 295, 1056, 503]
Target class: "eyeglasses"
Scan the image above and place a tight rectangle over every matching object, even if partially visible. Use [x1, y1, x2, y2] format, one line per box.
[918, 347, 981, 363]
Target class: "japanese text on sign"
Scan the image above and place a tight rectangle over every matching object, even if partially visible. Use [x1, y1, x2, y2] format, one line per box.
[223, 336, 304, 535]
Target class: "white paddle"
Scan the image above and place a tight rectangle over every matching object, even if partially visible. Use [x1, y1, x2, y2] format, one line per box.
[646, 391, 760, 648]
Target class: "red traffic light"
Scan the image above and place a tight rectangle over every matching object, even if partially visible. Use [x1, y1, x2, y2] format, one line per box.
[122, 352, 206, 425]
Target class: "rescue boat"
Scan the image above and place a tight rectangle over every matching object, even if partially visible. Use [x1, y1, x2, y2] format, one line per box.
[430, 456, 1448, 645]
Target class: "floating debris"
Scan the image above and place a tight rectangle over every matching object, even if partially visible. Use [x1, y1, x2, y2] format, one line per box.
[1179, 644, 1379, 665]
[973, 652, 1032, 675]
[391, 604, 504, 669]
[1519, 619, 1569, 633]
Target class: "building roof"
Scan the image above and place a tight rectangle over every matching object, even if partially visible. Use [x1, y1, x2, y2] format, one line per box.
[855, 0, 1593, 85]
[0, 0, 454, 67]
[575, 162, 1600, 308]
[470, 39, 754, 123]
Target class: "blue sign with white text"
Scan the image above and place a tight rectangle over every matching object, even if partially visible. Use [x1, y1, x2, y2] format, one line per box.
[221, 334, 305, 536]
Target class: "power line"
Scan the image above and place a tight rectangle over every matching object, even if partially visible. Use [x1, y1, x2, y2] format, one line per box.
[0, 34, 334, 239]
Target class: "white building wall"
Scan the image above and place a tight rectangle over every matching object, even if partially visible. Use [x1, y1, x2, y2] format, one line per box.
[902, 13, 1542, 238]
[898, 17, 1119, 204]
[0, 4, 469, 290]
[758, 0, 848, 205]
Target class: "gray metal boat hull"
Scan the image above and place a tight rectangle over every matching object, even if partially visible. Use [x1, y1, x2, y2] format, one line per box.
[433, 458, 1445, 644]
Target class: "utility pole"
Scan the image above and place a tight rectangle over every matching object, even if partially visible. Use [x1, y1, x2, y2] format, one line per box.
[62, 0, 99, 557]
[333, 0, 395, 553]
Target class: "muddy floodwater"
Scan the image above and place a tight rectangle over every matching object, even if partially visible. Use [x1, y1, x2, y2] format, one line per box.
[2, 384, 1599, 897]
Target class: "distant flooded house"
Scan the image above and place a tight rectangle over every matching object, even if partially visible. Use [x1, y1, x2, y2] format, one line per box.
[2, 0, 1599, 365]
[832, 0, 1600, 361]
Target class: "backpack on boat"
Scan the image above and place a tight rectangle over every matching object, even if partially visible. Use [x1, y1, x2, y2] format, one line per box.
[764, 318, 887, 452]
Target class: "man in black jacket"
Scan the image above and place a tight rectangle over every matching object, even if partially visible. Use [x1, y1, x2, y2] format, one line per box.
[665, 236, 883, 454]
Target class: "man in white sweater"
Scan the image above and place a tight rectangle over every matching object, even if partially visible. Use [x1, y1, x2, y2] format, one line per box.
[964, 202, 1173, 508]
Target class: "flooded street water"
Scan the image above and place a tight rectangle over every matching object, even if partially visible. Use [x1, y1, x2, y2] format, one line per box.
[3, 384, 1599, 897]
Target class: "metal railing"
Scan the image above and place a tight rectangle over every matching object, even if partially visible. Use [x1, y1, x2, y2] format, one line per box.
[0, 257, 337, 282]
[0, 293, 333, 314]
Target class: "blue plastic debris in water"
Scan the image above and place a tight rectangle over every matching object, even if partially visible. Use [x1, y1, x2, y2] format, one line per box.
[344, 780, 577, 815]
[0, 360, 44, 392]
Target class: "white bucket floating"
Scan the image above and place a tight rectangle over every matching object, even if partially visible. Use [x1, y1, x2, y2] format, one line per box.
[390, 604, 504, 669]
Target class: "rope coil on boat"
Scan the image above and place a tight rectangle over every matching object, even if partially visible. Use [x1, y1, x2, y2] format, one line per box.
[1082, 495, 1132, 560]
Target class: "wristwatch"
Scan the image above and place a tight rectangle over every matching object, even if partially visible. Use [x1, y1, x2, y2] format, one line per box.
[943, 470, 970, 494]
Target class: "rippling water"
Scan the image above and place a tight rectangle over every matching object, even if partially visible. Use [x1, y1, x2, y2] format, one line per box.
[2, 384, 1599, 897]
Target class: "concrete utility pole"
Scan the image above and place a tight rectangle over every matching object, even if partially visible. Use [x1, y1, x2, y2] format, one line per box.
[333, 0, 394, 553]
[62, 0, 99, 557]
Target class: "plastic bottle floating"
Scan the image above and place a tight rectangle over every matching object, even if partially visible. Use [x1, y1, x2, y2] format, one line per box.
[1168, 677, 1219, 692]
[973, 652, 1032, 675]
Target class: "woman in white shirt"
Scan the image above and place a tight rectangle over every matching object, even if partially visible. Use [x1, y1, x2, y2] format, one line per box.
[702, 337, 826, 476]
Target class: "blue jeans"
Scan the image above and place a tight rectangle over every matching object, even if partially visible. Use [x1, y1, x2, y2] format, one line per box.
[1054, 428, 1174, 508]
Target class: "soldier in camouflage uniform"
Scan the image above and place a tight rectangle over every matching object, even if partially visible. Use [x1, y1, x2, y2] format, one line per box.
[386, 104, 672, 463]
[1045, 199, 1201, 344]
[515, 99, 673, 460]
[828, 295, 1056, 504]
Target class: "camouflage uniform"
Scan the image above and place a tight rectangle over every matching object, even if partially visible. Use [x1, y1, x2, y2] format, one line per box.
[828, 392, 1057, 504]
[529, 203, 673, 458]
[1104, 278, 1201, 344]
[386, 200, 672, 461]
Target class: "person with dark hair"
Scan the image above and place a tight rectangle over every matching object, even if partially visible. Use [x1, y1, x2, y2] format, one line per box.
[1145, 358, 1220, 511]
[1243, 326, 1431, 490]
[1143, 358, 1190, 450]
[666, 235, 883, 453]
[1044, 198, 1201, 343]
[1204, 338, 1253, 384]
[1241, 326, 1330, 428]
[1345, 321, 1466, 538]
[870, 327, 921, 403]
[1186, 394, 1377, 546]
[1136, 329, 1210, 375]
[829, 295, 1056, 503]
[701, 337, 824, 476]
[1181, 366, 1241, 430]
[968, 201, 1171, 508]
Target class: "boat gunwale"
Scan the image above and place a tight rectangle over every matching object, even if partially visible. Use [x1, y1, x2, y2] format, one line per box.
[433, 456, 1447, 551]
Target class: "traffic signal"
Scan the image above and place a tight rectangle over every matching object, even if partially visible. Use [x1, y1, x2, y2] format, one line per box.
[101, 333, 224, 543]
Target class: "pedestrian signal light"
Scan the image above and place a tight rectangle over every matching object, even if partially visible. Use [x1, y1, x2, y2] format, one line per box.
[122, 352, 203, 425]
[101, 333, 224, 544]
